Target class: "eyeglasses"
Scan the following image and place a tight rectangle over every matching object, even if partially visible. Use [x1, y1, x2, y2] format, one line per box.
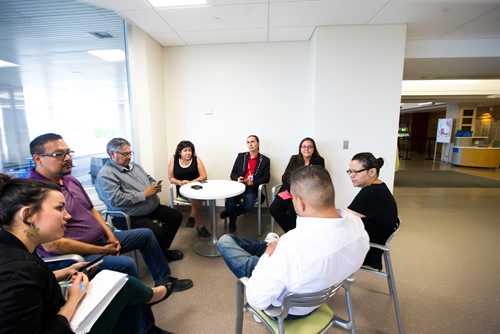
[300, 145, 314, 150]
[346, 168, 368, 176]
[116, 151, 133, 158]
[38, 151, 74, 160]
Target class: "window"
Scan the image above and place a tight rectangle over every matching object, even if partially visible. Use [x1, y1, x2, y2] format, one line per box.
[0, 0, 131, 186]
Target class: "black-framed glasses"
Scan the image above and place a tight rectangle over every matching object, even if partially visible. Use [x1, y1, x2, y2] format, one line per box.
[116, 151, 133, 158]
[300, 145, 314, 150]
[38, 150, 74, 160]
[346, 168, 368, 176]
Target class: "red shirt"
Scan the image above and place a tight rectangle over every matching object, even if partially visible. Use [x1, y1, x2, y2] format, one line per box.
[244, 155, 257, 179]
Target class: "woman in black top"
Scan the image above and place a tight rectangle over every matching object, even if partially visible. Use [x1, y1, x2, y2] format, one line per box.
[347, 152, 399, 270]
[168, 140, 210, 237]
[0, 175, 173, 334]
[270, 137, 325, 233]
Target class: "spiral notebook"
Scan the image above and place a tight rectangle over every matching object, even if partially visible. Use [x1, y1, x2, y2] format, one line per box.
[70, 270, 128, 334]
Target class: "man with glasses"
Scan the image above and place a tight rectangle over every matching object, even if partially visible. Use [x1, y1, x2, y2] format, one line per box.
[28, 133, 193, 295]
[94, 138, 184, 263]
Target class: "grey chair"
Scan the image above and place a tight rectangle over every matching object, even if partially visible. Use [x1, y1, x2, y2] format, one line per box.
[270, 184, 282, 233]
[360, 224, 404, 334]
[42, 254, 85, 264]
[236, 277, 356, 334]
[224, 183, 269, 236]
[169, 183, 208, 214]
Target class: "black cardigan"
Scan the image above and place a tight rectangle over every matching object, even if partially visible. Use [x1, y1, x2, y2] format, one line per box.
[0, 229, 73, 334]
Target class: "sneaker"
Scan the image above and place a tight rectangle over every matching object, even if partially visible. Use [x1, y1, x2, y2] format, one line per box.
[186, 216, 195, 227]
[165, 249, 183, 262]
[197, 226, 211, 238]
[219, 210, 228, 219]
[361, 264, 381, 272]
[163, 276, 193, 292]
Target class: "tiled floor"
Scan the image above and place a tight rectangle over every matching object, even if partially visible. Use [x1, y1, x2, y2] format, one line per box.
[147, 155, 500, 333]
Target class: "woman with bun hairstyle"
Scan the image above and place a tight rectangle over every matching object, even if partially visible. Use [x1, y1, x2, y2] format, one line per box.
[269, 137, 324, 233]
[0, 174, 173, 334]
[346, 152, 399, 271]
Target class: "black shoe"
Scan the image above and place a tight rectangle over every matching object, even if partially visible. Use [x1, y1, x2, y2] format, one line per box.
[219, 210, 228, 219]
[228, 220, 236, 233]
[197, 226, 211, 238]
[186, 216, 195, 227]
[149, 281, 174, 306]
[164, 276, 193, 292]
[147, 325, 174, 334]
[165, 249, 183, 262]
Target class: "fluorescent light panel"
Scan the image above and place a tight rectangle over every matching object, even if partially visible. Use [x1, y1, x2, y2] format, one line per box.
[149, 0, 207, 8]
[0, 60, 19, 67]
[88, 49, 125, 62]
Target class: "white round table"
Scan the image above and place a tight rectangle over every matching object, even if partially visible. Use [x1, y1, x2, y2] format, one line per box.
[180, 180, 245, 257]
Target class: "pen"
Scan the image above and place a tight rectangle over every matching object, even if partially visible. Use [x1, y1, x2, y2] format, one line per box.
[80, 280, 85, 291]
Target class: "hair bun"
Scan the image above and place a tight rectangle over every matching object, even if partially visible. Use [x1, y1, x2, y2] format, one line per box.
[377, 157, 384, 168]
[0, 174, 13, 193]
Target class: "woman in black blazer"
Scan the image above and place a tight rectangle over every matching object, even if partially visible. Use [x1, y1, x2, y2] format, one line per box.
[0, 175, 173, 334]
[270, 137, 325, 233]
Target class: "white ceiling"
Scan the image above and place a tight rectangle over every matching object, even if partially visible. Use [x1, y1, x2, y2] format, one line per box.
[82, 0, 500, 46]
[1, 0, 500, 110]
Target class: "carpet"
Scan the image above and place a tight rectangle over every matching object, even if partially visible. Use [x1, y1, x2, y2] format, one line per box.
[394, 170, 500, 188]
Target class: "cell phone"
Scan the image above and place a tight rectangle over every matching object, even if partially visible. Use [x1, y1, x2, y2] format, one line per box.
[78, 254, 105, 275]
[156, 180, 163, 186]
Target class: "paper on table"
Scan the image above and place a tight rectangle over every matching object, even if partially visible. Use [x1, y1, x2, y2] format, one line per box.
[70, 270, 128, 334]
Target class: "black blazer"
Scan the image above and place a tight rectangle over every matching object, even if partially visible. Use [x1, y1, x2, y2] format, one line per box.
[230, 152, 270, 189]
[0, 229, 72, 334]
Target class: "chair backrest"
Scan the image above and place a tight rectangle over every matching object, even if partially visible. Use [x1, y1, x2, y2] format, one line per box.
[385, 218, 401, 245]
[282, 281, 343, 312]
[84, 186, 107, 213]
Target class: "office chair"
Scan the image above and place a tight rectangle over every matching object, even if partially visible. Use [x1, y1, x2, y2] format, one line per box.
[224, 183, 269, 236]
[360, 223, 404, 334]
[236, 277, 356, 334]
[270, 184, 282, 233]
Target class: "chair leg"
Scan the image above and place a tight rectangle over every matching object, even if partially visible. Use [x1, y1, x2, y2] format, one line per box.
[384, 251, 404, 334]
[236, 280, 244, 334]
[257, 187, 262, 236]
[333, 281, 356, 334]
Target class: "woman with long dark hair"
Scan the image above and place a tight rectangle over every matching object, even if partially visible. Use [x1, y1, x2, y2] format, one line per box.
[168, 140, 210, 237]
[0, 174, 172, 334]
[269, 137, 324, 232]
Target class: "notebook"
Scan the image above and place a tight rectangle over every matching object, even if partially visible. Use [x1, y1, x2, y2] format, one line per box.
[70, 269, 128, 334]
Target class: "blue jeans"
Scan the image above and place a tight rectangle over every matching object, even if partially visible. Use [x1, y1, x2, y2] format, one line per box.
[46, 228, 171, 284]
[225, 187, 257, 221]
[217, 234, 267, 278]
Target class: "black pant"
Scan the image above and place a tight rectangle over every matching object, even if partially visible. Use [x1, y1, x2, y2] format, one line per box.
[269, 195, 297, 233]
[113, 205, 183, 258]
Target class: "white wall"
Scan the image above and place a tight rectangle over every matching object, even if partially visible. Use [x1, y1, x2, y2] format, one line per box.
[130, 24, 406, 208]
[312, 25, 406, 208]
[163, 42, 313, 194]
[127, 24, 169, 184]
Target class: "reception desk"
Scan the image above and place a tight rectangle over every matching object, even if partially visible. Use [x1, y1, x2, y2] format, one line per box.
[451, 146, 500, 168]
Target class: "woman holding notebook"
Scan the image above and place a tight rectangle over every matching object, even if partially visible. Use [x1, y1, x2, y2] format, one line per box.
[270, 137, 325, 233]
[0, 174, 173, 334]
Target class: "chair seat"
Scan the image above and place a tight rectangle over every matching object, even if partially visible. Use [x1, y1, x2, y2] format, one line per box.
[175, 196, 190, 203]
[250, 303, 334, 334]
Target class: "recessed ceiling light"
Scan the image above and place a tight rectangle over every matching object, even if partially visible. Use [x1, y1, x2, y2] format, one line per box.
[0, 60, 19, 67]
[149, 0, 207, 8]
[88, 49, 125, 62]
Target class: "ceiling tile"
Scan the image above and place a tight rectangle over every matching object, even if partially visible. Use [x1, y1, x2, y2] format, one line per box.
[372, 0, 499, 39]
[208, 0, 267, 5]
[269, 26, 315, 42]
[121, 9, 173, 33]
[156, 4, 268, 31]
[80, 0, 152, 11]
[150, 32, 186, 46]
[179, 28, 267, 44]
[269, 0, 387, 27]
